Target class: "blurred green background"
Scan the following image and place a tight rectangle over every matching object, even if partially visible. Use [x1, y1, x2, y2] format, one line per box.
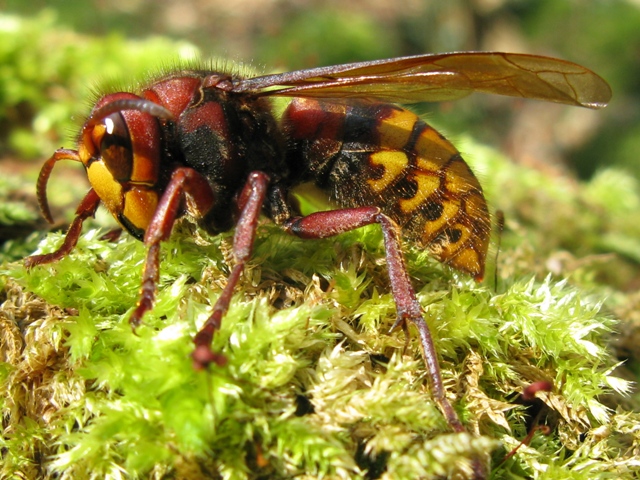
[1, 0, 638, 177]
[0, 3, 637, 287]
[1, 0, 639, 293]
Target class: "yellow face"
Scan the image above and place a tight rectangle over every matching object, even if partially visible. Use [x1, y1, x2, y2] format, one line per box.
[79, 111, 161, 237]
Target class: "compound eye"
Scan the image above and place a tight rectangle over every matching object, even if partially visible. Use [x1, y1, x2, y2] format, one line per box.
[93, 112, 133, 182]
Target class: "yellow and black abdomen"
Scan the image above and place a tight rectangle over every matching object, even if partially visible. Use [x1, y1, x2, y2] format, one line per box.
[282, 97, 490, 279]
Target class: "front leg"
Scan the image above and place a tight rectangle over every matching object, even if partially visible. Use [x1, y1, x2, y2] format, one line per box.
[129, 167, 215, 328]
[24, 189, 101, 268]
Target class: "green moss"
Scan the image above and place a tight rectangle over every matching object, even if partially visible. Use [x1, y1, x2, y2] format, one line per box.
[2, 203, 637, 478]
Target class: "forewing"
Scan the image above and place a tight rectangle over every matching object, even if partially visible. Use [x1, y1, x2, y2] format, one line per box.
[235, 52, 611, 108]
